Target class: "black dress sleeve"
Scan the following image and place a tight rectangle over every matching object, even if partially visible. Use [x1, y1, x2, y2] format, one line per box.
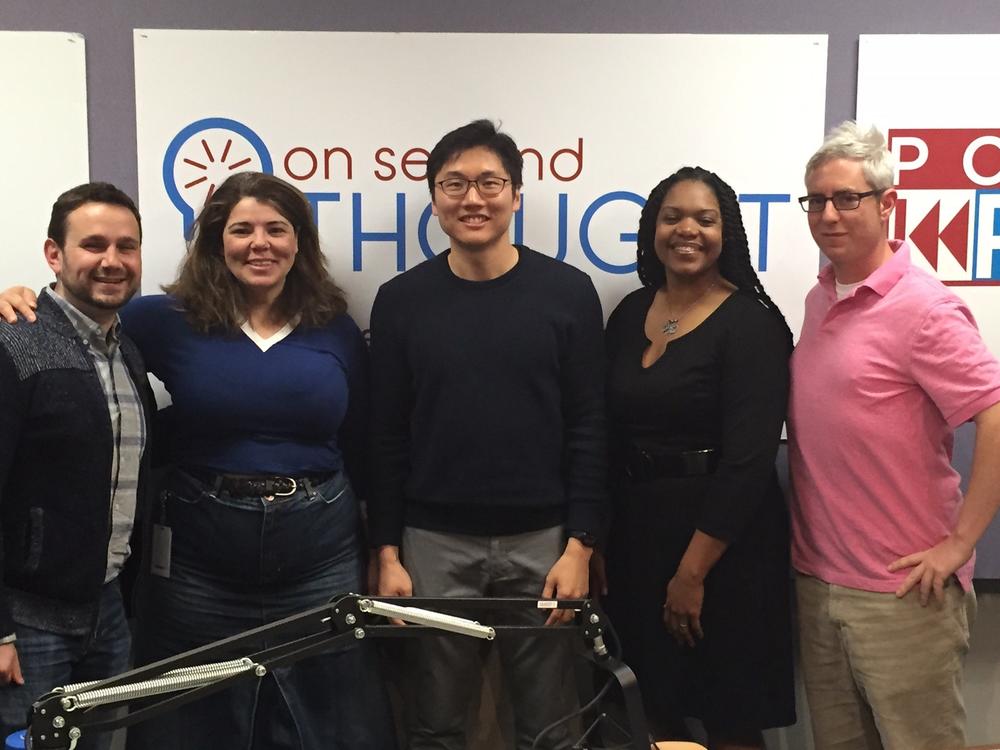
[695, 299, 790, 542]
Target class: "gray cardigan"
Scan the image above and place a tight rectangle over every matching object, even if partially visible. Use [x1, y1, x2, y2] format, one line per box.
[0, 294, 153, 637]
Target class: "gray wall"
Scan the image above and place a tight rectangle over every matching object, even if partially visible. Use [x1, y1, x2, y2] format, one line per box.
[2, 0, 999, 198]
[4, 0, 1000, 573]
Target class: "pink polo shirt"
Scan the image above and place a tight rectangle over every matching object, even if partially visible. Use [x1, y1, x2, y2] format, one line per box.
[789, 240, 1000, 592]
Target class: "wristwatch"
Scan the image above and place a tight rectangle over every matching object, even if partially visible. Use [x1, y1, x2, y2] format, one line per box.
[567, 530, 597, 548]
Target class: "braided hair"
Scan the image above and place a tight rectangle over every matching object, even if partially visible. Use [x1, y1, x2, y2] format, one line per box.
[636, 166, 793, 350]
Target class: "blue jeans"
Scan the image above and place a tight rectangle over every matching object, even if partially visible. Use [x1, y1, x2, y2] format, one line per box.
[128, 468, 396, 750]
[0, 581, 130, 750]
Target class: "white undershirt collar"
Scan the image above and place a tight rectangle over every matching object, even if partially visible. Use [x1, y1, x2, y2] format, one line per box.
[240, 318, 297, 352]
[834, 277, 866, 301]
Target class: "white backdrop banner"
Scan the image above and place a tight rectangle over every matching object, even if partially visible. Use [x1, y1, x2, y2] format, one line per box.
[134, 31, 827, 331]
[858, 35, 1000, 356]
[1, 32, 89, 292]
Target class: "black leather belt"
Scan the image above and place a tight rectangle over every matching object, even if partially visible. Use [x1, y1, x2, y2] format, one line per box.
[624, 447, 718, 482]
[219, 475, 302, 497]
[187, 469, 336, 497]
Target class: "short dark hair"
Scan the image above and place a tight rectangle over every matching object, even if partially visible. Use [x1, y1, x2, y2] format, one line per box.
[426, 119, 523, 195]
[47, 182, 142, 247]
[636, 166, 793, 350]
[164, 171, 347, 333]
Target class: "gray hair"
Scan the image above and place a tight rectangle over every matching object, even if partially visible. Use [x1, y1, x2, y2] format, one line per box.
[805, 121, 895, 191]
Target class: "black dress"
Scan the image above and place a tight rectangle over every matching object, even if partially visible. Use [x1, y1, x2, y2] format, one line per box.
[603, 287, 795, 735]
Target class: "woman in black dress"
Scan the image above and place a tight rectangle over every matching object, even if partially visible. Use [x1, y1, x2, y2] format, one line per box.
[602, 167, 795, 749]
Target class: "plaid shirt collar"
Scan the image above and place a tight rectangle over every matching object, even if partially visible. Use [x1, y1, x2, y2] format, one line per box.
[43, 286, 122, 352]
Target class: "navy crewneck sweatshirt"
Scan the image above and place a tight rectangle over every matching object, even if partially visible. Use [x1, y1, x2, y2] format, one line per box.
[368, 245, 607, 546]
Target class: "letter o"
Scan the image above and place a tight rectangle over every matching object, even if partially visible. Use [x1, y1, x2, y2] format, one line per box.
[284, 147, 318, 181]
[962, 136, 1000, 187]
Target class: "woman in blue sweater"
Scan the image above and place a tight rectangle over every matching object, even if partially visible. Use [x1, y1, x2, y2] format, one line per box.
[119, 172, 395, 750]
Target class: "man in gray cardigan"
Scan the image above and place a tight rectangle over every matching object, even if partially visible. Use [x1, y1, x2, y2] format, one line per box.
[0, 183, 152, 749]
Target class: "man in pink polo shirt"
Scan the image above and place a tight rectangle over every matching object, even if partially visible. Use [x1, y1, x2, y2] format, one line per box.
[788, 121, 1000, 750]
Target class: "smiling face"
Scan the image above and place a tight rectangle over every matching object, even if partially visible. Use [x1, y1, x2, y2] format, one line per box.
[44, 202, 141, 328]
[805, 157, 896, 282]
[653, 179, 724, 283]
[222, 197, 298, 301]
[431, 145, 521, 255]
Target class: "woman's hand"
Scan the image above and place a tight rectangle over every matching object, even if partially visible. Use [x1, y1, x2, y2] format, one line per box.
[663, 569, 705, 647]
[662, 530, 727, 647]
[0, 286, 37, 323]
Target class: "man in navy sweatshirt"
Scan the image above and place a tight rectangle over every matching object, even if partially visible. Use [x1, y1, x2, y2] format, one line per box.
[370, 120, 607, 750]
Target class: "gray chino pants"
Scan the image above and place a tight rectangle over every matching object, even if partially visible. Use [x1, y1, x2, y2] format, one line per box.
[401, 525, 577, 750]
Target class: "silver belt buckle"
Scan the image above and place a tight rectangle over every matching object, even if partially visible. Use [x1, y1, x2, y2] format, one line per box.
[264, 477, 298, 501]
[274, 477, 298, 497]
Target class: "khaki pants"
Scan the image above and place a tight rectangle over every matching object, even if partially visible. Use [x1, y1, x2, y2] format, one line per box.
[795, 573, 976, 750]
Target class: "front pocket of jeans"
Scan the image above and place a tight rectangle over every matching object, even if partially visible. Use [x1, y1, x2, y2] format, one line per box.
[275, 482, 359, 573]
[323, 485, 347, 505]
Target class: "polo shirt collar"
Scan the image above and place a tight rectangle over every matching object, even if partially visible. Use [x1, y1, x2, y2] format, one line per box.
[817, 239, 910, 299]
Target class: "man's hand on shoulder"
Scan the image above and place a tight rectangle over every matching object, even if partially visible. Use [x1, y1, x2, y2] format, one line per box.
[541, 538, 592, 625]
[888, 535, 974, 606]
[0, 286, 38, 324]
[0, 643, 24, 685]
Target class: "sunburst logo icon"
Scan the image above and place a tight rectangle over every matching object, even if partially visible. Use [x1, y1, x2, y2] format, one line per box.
[163, 118, 273, 236]
[182, 138, 254, 201]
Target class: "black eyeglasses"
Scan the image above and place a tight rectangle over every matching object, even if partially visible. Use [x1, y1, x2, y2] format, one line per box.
[436, 176, 511, 197]
[798, 189, 882, 213]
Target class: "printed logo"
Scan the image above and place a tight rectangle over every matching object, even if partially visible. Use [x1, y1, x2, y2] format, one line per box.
[162, 118, 273, 235]
[890, 129, 1000, 284]
[161, 119, 790, 276]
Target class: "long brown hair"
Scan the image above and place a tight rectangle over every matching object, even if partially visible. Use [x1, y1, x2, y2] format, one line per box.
[165, 172, 346, 332]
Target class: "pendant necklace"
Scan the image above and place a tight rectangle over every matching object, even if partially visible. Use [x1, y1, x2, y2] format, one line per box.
[661, 282, 717, 336]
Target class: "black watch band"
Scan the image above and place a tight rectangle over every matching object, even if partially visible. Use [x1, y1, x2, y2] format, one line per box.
[567, 530, 597, 548]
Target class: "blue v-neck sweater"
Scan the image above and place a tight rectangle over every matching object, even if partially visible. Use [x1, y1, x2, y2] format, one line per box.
[121, 295, 368, 487]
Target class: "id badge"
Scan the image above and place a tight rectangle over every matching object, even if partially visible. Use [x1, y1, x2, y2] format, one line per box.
[150, 523, 172, 578]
